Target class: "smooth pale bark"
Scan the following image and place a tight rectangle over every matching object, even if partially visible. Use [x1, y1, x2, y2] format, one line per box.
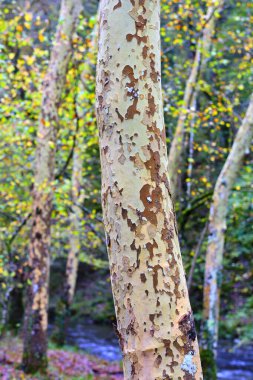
[202, 93, 253, 355]
[22, 0, 81, 373]
[96, 1, 203, 379]
[168, 1, 224, 198]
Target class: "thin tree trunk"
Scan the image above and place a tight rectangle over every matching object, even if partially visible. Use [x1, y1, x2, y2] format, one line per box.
[201, 93, 253, 360]
[168, 1, 224, 198]
[65, 146, 83, 306]
[53, 22, 99, 346]
[53, 140, 84, 346]
[187, 223, 208, 293]
[96, 1, 203, 379]
[186, 93, 197, 201]
[65, 21, 99, 309]
[22, 0, 81, 373]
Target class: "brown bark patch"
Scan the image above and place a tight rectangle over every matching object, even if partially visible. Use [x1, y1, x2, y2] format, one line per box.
[146, 239, 158, 260]
[162, 371, 172, 380]
[144, 148, 161, 183]
[147, 121, 165, 148]
[125, 98, 140, 119]
[122, 65, 140, 119]
[150, 52, 159, 82]
[152, 264, 164, 293]
[139, 184, 158, 225]
[122, 65, 138, 88]
[126, 19, 148, 45]
[113, 0, 122, 10]
[142, 45, 148, 59]
[130, 239, 141, 268]
[147, 92, 156, 117]
[115, 108, 124, 122]
[154, 354, 162, 368]
[179, 312, 197, 343]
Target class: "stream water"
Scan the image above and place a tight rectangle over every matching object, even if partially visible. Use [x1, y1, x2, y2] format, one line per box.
[65, 320, 253, 379]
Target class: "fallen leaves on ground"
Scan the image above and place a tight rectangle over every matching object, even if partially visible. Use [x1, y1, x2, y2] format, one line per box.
[0, 337, 123, 380]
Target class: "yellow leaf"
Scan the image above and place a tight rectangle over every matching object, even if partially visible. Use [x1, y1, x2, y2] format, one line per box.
[27, 56, 35, 65]
[7, 65, 14, 73]
[38, 33, 45, 42]
[16, 24, 23, 32]
[25, 12, 33, 22]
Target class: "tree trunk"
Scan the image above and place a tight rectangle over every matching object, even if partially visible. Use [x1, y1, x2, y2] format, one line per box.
[168, 1, 224, 198]
[64, 21, 99, 310]
[53, 142, 84, 346]
[202, 93, 253, 360]
[22, 0, 81, 373]
[54, 17, 99, 347]
[186, 93, 197, 202]
[65, 142, 84, 307]
[96, 1, 203, 379]
[187, 223, 207, 293]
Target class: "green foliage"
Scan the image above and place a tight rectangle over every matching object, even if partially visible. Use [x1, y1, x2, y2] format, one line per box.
[200, 349, 217, 380]
[71, 275, 115, 323]
[219, 296, 253, 344]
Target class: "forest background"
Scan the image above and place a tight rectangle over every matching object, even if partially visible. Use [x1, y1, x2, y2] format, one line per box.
[0, 0, 252, 378]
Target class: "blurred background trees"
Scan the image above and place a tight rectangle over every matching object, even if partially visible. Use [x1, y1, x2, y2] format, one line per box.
[0, 0, 252, 377]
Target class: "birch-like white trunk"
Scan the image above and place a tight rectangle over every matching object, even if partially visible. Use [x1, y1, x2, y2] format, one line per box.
[202, 93, 253, 355]
[168, 1, 224, 198]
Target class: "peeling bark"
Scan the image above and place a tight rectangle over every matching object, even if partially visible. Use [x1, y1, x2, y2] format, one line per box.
[22, 0, 82, 373]
[96, 1, 203, 379]
[202, 93, 253, 356]
[168, 1, 224, 198]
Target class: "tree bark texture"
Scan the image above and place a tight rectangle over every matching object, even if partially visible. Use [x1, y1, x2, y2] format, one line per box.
[96, 1, 203, 379]
[168, 1, 224, 198]
[22, 0, 81, 373]
[202, 93, 253, 355]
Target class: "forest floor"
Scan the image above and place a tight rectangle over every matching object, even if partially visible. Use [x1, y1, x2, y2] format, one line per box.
[0, 337, 124, 380]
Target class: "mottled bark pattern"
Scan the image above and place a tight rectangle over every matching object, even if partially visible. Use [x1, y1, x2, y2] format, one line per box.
[22, 0, 81, 372]
[168, 0, 224, 198]
[96, 1, 203, 379]
[202, 94, 253, 354]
